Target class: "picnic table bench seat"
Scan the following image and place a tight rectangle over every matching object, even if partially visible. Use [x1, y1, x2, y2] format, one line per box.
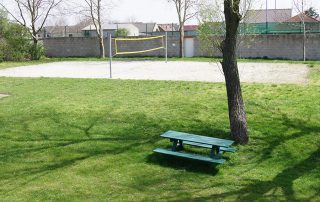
[154, 148, 226, 164]
[154, 130, 236, 164]
[183, 141, 237, 152]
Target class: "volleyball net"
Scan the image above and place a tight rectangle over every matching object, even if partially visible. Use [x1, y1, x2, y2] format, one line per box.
[114, 35, 166, 55]
[108, 34, 168, 79]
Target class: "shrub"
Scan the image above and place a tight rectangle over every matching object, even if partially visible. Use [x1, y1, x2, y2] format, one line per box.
[29, 43, 44, 60]
[115, 28, 129, 37]
[0, 9, 36, 61]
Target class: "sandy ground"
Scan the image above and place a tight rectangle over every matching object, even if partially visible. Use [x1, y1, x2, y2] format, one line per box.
[0, 61, 309, 84]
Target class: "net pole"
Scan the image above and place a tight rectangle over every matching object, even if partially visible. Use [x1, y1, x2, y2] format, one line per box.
[165, 32, 168, 63]
[109, 33, 112, 79]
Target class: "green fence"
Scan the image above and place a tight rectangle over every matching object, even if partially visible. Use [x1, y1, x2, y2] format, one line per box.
[240, 22, 320, 34]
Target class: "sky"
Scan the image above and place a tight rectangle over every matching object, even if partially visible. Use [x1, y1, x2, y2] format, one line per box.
[2, 0, 320, 25]
[105, 0, 320, 25]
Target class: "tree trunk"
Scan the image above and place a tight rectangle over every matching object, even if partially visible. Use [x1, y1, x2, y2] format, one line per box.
[32, 29, 38, 45]
[179, 25, 185, 58]
[99, 36, 105, 58]
[31, 31, 40, 60]
[33, 37, 38, 45]
[221, 0, 249, 144]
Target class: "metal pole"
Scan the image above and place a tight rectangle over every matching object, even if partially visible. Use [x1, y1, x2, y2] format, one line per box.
[165, 32, 168, 63]
[172, 23, 174, 36]
[302, 0, 306, 61]
[146, 24, 148, 35]
[266, 0, 268, 34]
[244, 0, 246, 12]
[109, 33, 112, 78]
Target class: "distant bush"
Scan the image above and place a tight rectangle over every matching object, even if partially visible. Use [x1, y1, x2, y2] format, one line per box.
[115, 28, 129, 37]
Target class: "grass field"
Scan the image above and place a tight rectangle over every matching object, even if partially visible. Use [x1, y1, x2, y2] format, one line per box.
[0, 60, 319, 201]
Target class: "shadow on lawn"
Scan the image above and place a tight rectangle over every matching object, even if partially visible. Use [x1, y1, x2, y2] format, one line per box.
[188, 148, 320, 201]
[147, 153, 219, 175]
[249, 102, 320, 165]
[171, 102, 320, 201]
[0, 111, 160, 193]
[0, 108, 228, 194]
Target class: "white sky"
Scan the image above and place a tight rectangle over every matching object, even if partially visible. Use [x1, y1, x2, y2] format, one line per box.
[105, 0, 320, 25]
[2, 0, 320, 25]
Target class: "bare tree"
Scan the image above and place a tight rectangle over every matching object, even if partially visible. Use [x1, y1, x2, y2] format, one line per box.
[168, 0, 199, 57]
[0, 0, 62, 45]
[221, 0, 248, 144]
[83, 0, 107, 58]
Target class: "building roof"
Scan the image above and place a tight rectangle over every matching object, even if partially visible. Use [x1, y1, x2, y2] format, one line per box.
[184, 25, 198, 31]
[285, 13, 320, 22]
[158, 23, 179, 32]
[131, 23, 159, 33]
[82, 24, 113, 31]
[243, 9, 292, 23]
[43, 25, 83, 34]
[82, 23, 138, 31]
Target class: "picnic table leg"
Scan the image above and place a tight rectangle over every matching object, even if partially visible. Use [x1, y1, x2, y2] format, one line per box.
[170, 139, 184, 151]
[210, 146, 223, 159]
[177, 140, 184, 151]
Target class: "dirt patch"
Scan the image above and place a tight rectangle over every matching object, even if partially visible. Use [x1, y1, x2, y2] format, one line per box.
[0, 93, 10, 99]
[0, 61, 309, 84]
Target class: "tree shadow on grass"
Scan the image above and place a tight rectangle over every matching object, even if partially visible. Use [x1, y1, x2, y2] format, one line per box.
[0, 110, 161, 192]
[0, 106, 234, 198]
[173, 101, 320, 201]
[248, 102, 320, 164]
[190, 148, 320, 201]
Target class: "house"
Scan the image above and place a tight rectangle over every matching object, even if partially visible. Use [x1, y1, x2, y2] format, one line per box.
[131, 22, 160, 35]
[285, 13, 320, 22]
[184, 25, 198, 36]
[82, 23, 139, 37]
[285, 13, 320, 33]
[158, 23, 179, 32]
[243, 9, 292, 23]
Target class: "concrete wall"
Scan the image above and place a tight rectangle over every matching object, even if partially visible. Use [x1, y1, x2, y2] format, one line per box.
[237, 34, 320, 60]
[44, 37, 101, 57]
[43, 36, 180, 58]
[43, 34, 320, 60]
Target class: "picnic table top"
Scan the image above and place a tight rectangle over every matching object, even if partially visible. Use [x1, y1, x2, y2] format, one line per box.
[161, 130, 234, 148]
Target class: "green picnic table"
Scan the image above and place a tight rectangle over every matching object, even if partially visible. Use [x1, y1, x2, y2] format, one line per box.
[154, 130, 236, 164]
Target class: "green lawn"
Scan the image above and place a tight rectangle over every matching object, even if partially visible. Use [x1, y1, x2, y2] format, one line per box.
[0, 61, 319, 201]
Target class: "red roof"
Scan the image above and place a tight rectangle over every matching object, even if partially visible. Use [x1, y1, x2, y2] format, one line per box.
[286, 13, 320, 22]
[244, 9, 292, 23]
[184, 25, 198, 31]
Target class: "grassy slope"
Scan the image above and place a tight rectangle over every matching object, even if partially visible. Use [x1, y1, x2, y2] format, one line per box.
[0, 62, 319, 201]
